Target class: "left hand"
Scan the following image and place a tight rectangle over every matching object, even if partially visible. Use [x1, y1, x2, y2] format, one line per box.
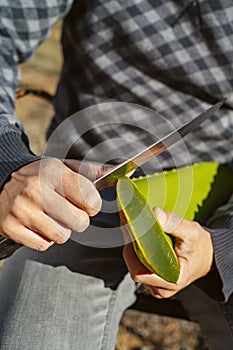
[122, 207, 214, 299]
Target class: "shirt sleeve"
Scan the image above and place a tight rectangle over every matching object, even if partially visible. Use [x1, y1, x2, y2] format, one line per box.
[194, 191, 233, 302]
[0, 0, 73, 190]
[206, 193, 233, 301]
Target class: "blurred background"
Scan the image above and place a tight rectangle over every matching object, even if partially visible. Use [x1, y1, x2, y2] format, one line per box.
[16, 21, 204, 350]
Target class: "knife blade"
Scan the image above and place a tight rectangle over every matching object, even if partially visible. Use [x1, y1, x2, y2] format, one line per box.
[94, 98, 226, 190]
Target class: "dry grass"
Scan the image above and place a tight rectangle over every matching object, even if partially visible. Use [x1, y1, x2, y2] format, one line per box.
[16, 20, 203, 350]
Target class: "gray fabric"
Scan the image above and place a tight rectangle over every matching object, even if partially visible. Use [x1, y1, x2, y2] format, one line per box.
[0, 126, 41, 190]
[207, 194, 233, 300]
[0, 243, 136, 350]
[0, 241, 233, 350]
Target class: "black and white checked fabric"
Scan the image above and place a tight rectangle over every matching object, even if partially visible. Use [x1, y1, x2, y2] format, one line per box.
[54, 0, 233, 169]
[0, 0, 74, 187]
[0, 0, 73, 121]
[0, 0, 233, 175]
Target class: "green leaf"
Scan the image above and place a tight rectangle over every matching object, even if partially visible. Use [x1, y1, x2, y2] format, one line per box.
[132, 162, 220, 220]
[117, 177, 179, 283]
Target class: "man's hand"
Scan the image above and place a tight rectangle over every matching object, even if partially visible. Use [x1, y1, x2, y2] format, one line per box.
[123, 207, 214, 299]
[0, 158, 102, 251]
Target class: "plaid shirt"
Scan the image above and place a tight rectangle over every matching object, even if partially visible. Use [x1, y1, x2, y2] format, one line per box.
[0, 0, 233, 173]
[0, 0, 233, 298]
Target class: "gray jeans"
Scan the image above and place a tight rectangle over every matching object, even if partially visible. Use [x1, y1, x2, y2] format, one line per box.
[0, 238, 233, 350]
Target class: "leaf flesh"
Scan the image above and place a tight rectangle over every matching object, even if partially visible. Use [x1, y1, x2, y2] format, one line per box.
[117, 177, 179, 283]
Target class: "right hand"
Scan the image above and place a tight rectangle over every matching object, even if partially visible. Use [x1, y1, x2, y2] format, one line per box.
[122, 208, 214, 299]
[0, 158, 102, 251]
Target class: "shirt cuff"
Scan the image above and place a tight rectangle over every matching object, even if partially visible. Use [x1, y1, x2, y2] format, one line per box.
[0, 130, 41, 190]
[207, 217, 233, 301]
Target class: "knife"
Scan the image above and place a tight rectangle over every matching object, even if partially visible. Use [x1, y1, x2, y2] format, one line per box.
[94, 99, 226, 190]
[0, 99, 226, 259]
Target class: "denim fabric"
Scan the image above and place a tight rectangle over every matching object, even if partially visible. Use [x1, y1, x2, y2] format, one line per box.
[1, 240, 233, 350]
[0, 241, 136, 350]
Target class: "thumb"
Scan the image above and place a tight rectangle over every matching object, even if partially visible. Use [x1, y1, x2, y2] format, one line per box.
[153, 207, 191, 239]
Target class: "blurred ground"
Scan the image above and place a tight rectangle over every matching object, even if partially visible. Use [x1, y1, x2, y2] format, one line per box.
[16, 21, 205, 350]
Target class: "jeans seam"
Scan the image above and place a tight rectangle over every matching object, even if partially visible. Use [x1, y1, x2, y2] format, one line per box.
[100, 290, 117, 350]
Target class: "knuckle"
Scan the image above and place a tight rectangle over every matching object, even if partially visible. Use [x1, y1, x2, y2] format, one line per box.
[9, 198, 22, 218]
[10, 196, 34, 222]
[40, 158, 63, 183]
[0, 217, 13, 237]
[42, 157, 61, 171]
[192, 220, 202, 234]
[23, 177, 40, 199]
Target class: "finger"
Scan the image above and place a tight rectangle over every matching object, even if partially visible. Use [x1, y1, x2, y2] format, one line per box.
[3, 198, 72, 244]
[153, 207, 198, 239]
[64, 159, 111, 181]
[56, 168, 102, 216]
[39, 159, 101, 216]
[119, 212, 132, 244]
[123, 242, 149, 276]
[123, 243, 179, 288]
[2, 217, 54, 251]
[21, 208, 72, 244]
[147, 286, 164, 299]
[147, 286, 177, 299]
[134, 268, 178, 289]
[121, 226, 131, 244]
[42, 186, 90, 232]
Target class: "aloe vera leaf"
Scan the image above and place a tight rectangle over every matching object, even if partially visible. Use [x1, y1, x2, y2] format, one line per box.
[117, 177, 179, 283]
[195, 163, 233, 222]
[132, 162, 220, 220]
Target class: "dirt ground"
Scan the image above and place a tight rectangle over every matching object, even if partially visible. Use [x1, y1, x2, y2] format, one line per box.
[15, 21, 207, 350]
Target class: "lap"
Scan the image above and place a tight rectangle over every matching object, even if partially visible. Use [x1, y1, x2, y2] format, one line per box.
[0, 240, 136, 350]
[0, 217, 232, 350]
